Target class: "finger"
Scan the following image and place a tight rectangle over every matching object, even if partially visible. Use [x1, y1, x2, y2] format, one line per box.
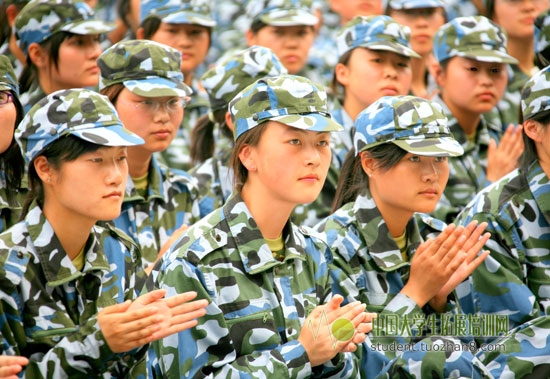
[134, 289, 167, 306]
[99, 300, 132, 315]
[161, 291, 201, 308]
[151, 319, 200, 340]
[169, 304, 208, 324]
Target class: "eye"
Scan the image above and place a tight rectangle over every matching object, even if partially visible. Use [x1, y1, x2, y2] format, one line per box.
[468, 66, 479, 72]
[408, 155, 421, 162]
[317, 139, 330, 147]
[289, 139, 301, 145]
[490, 67, 502, 74]
[434, 156, 447, 163]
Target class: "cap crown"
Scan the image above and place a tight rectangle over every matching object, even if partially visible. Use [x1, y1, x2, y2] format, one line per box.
[140, 0, 215, 26]
[354, 95, 454, 154]
[201, 45, 288, 112]
[98, 39, 191, 96]
[16, 89, 142, 163]
[336, 15, 419, 59]
[229, 74, 335, 140]
[15, 0, 112, 55]
[433, 15, 516, 64]
[535, 9, 550, 54]
[388, 0, 444, 10]
[521, 65, 550, 121]
[246, 0, 317, 26]
[0, 55, 19, 95]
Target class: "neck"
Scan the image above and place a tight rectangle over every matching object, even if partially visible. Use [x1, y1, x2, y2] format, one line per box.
[42, 200, 93, 260]
[409, 57, 429, 98]
[127, 148, 152, 178]
[371, 193, 412, 238]
[183, 71, 194, 87]
[240, 183, 293, 239]
[442, 94, 481, 136]
[507, 36, 535, 74]
[342, 95, 366, 122]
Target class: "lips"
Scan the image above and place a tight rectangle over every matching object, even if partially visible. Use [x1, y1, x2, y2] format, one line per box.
[104, 191, 122, 198]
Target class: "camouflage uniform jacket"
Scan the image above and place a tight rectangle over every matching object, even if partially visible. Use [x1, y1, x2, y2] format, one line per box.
[329, 98, 354, 169]
[188, 139, 234, 218]
[0, 200, 148, 378]
[0, 173, 24, 233]
[431, 95, 502, 223]
[155, 81, 210, 171]
[455, 161, 550, 338]
[20, 78, 46, 114]
[0, 44, 24, 77]
[101, 158, 201, 270]
[146, 193, 359, 378]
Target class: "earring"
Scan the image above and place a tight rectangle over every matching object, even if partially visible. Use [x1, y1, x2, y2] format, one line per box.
[47, 177, 51, 182]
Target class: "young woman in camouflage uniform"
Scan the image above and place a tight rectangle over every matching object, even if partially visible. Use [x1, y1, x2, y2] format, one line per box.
[454, 63, 550, 378]
[97, 39, 201, 272]
[137, 0, 215, 171]
[0, 55, 25, 233]
[0, 88, 208, 377]
[316, 95, 492, 377]
[13, 0, 113, 112]
[146, 75, 375, 378]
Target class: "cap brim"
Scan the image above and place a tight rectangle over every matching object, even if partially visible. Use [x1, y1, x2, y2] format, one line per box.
[269, 113, 343, 133]
[363, 42, 421, 58]
[61, 20, 115, 35]
[71, 122, 145, 146]
[259, 10, 318, 26]
[0, 83, 12, 92]
[162, 11, 217, 27]
[123, 77, 193, 98]
[459, 50, 518, 65]
[393, 136, 464, 157]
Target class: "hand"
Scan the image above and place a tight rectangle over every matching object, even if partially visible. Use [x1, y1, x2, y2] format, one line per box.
[486, 124, 524, 182]
[298, 295, 370, 367]
[429, 221, 491, 312]
[402, 223, 472, 308]
[0, 355, 29, 379]
[98, 289, 208, 353]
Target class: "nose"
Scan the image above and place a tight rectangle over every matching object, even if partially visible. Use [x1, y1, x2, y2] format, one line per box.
[153, 103, 171, 122]
[421, 160, 438, 181]
[107, 156, 125, 186]
[304, 144, 321, 167]
[383, 61, 398, 78]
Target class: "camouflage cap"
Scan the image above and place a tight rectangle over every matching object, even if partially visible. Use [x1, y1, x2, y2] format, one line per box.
[15, 88, 144, 164]
[534, 9, 550, 54]
[14, 0, 114, 56]
[520, 65, 550, 121]
[246, 0, 318, 27]
[98, 39, 192, 98]
[201, 45, 288, 112]
[336, 15, 420, 59]
[140, 0, 216, 27]
[354, 95, 464, 156]
[0, 55, 19, 95]
[433, 15, 518, 64]
[387, 0, 444, 10]
[229, 74, 343, 141]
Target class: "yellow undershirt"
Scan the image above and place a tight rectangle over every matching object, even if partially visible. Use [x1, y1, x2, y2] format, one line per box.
[72, 247, 85, 271]
[393, 231, 408, 262]
[266, 235, 285, 262]
[132, 173, 148, 197]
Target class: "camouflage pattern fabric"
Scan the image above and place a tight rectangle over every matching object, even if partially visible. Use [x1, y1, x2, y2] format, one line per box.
[139, 0, 216, 26]
[229, 74, 343, 141]
[520, 65, 550, 121]
[19, 79, 47, 114]
[432, 15, 517, 65]
[430, 95, 502, 223]
[0, 200, 148, 377]
[328, 99, 355, 169]
[354, 95, 463, 157]
[535, 9, 550, 55]
[0, 45, 24, 79]
[201, 45, 288, 112]
[99, 159, 202, 270]
[98, 39, 192, 98]
[336, 15, 420, 60]
[0, 54, 19, 94]
[455, 162, 550, 337]
[15, 88, 144, 164]
[14, 0, 113, 55]
[246, 0, 318, 26]
[387, 0, 445, 10]
[145, 193, 359, 378]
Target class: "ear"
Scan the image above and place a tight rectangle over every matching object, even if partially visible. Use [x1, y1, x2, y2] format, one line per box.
[28, 43, 48, 68]
[245, 29, 257, 47]
[33, 156, 54, 184]
[360, 152, 376, 177]
[334, 62, 350, 87]
[136, 27, 145, 39]
[238, 144, 257, 172]
[523, 119, 542, 143]
[225, 111, 234, 132]
[428, 57, 445, 88]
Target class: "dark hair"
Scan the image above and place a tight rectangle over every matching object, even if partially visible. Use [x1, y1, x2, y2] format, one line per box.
[331, 50, 352, 102]
[99, 82, 125, 105]
[21, 135, 103, 217]
[19, 31, 72, 94]
[332, 143, 408, 211]
[190, 109, 232, 165]
[0, 89, 25, 220]
[116, 0, 136, 38]
[229, 123, 268, 192]
[519, 109, 550, 170]
[484, 0, 496, 19]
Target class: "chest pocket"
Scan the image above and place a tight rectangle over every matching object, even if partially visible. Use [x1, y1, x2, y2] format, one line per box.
[224, 308, 281, 356]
